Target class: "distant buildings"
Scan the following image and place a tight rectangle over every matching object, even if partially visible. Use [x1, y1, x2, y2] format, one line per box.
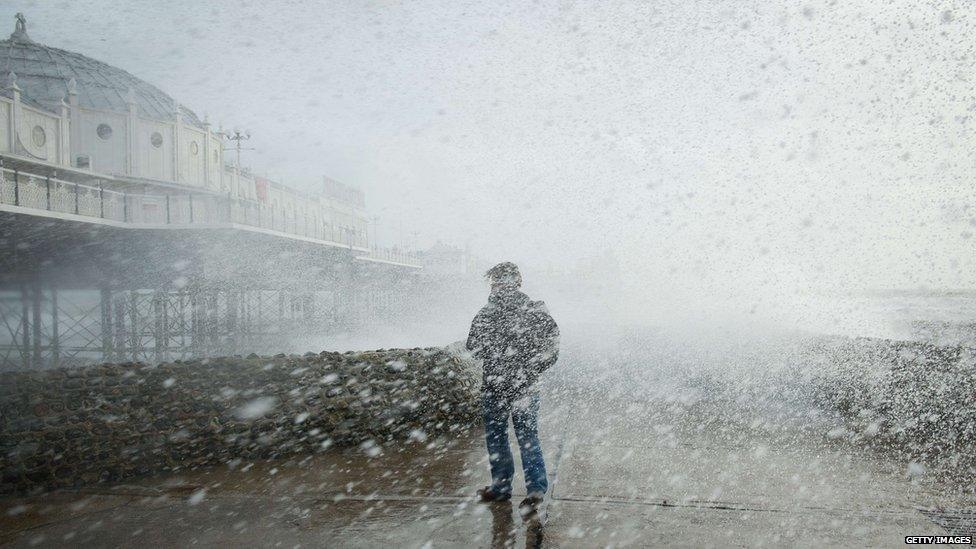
[421, 241, 485, 277]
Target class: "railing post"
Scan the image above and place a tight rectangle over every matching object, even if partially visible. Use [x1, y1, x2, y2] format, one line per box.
[45, 174, 51, 210]
[166, 194, 171, 224]
[99, 182, 104, 218]
[188, 194, 194, 223]
[74, 180, 79, 214]
[13, 167, 19, 206]
[123, 192, 128, 222]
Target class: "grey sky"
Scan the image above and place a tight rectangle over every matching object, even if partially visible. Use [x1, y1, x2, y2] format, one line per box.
[3, 1, 973, 303]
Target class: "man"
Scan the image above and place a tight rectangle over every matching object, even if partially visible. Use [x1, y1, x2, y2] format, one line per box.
[466, 262, 560, 515]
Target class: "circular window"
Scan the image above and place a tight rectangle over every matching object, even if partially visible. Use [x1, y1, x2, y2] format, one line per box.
[31, 125, 46, 147]
[96, 123, 113, 140]
[190, 141, 199, 155]
[150, 132, 163, 148]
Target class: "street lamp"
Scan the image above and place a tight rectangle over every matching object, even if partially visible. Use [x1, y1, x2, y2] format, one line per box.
[222, 128, 253, 170]
[369, 215, 380, 251]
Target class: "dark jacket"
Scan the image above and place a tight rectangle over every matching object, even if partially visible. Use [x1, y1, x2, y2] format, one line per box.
[466, 286, 560, 398]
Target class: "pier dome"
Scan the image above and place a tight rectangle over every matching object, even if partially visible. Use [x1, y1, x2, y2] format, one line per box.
[0, 13, 201, 126]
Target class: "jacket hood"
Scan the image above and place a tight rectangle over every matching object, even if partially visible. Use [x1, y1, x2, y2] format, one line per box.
[488, 287, 530, 308]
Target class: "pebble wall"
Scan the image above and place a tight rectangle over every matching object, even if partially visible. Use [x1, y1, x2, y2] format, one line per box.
[0, 348, 480, 494]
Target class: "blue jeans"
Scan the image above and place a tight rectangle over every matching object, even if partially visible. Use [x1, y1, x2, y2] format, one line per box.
[482, 391, 548, 495]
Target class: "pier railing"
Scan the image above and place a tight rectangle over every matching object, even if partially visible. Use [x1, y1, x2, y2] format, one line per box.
[0, 165, 422, 265]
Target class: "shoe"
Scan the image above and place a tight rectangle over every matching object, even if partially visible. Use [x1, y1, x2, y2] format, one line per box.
[477, 486, 512, 502]
[518, 492, 544, 517]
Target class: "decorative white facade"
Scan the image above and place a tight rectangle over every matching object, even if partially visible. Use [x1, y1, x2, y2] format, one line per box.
[0, 13, 373, 252]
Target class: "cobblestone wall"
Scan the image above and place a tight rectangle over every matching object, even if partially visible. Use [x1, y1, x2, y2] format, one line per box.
[672, 334, 976, 486]
[806, 337, 976, 484]
[0, 348, 479, 494]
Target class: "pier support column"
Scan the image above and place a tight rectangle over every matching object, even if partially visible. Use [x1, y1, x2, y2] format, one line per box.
[50, 287, 59, 368]
[29, 284, 42, 368]
[100, 287, 113, 363]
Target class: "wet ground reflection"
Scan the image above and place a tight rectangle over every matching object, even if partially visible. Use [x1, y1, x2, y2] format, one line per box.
[487, 502, 544, 549]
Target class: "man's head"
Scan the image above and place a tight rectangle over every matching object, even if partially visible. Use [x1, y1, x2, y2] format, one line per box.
[485, 261, 522, 290]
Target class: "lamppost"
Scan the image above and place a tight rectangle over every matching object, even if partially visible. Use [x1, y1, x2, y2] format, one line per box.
[339, 226, 353, 250]
[369, 215, 380, 252]
[222, 128, 253, 171]
[218, 129, 253, 221]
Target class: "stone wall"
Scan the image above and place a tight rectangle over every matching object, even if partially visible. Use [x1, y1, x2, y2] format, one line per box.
[0, 348, 480, 494]
[671, 333, 976, 485]
[805, 337, 976, 483]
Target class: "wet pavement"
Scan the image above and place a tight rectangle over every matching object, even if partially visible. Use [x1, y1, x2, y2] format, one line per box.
[1, 384, 974, 548]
